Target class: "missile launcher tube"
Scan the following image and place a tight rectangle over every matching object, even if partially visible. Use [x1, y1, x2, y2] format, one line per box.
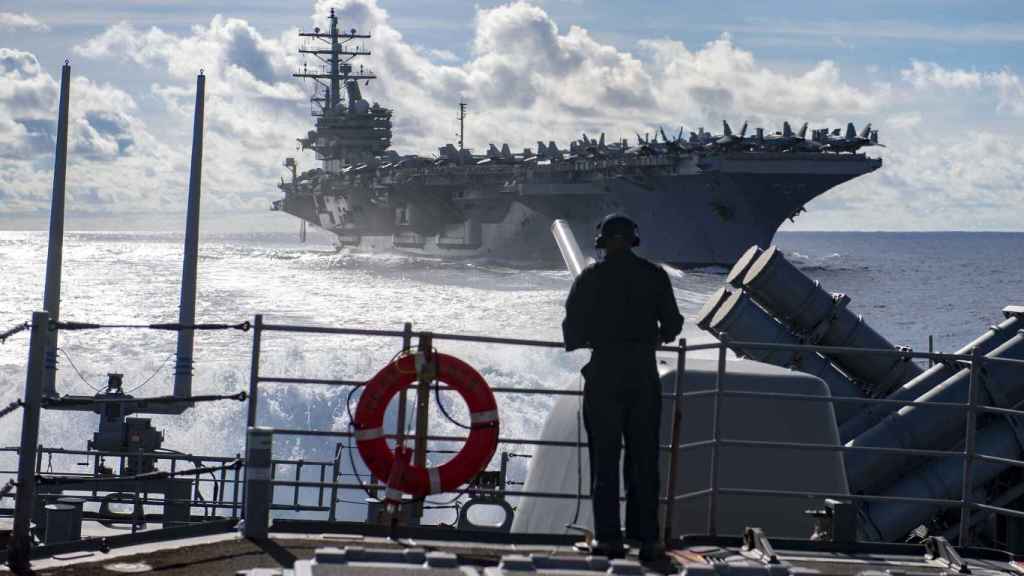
[726, 245, 763, 288]
[742, 247, 922, 398]
[845, 333, 1024, 494]
[861, 417, 1022, 542]
[696, 287, 732, 332]
[840, 314, 1022, 441]
[710, 291, 863, 424]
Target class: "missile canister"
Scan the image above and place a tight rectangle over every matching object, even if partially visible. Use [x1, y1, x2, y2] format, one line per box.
[845, 332, 1024, 494]
[860, 417, 1022, 541]
[726, 245, 763, 288]
[697, 287, 732, 332]
[710, 291, 863, 424]
[840, 313, 1022, 441]
[742, 246, 922, 398]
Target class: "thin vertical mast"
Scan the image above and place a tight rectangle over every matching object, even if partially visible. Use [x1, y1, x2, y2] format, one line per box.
[42, 60, 71, 398]
[329, 9, 341, 111]
[458, 102, 467, 152]
[173, 71, 205, 400]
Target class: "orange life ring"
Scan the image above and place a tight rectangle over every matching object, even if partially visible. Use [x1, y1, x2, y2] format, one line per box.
[354, 352, 499, 496]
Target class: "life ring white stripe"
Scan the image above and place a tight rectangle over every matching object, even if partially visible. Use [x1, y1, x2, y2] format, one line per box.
[355, 427, 384, 441]
[428, 467, 442, 494]
[470, 409, 499, 425]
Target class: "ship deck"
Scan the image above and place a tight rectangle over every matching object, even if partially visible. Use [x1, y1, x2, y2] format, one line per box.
[7, 522, 1021, 576]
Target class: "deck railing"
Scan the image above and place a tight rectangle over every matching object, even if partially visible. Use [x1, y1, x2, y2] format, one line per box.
[3, 312, 1024, 552]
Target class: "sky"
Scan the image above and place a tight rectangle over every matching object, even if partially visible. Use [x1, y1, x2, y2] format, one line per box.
[1, 0, 1022, 232]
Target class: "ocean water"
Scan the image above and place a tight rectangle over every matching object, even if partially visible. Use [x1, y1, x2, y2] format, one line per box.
[0, 230, 1021, 519]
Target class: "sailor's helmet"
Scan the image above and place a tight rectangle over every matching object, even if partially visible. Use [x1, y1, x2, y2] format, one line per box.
[594, 213, 640, 249]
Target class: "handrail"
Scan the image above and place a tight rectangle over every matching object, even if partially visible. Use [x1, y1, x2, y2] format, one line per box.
[683, 387, 974, 409]
[7, 313, 1023, 550]
[242, 316, 1024, 546]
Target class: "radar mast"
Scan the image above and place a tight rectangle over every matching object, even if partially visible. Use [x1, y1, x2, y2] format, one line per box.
[294, 9, 392, 170]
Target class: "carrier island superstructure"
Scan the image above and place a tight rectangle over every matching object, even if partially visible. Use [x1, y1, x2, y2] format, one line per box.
[272, 9, 884, 267]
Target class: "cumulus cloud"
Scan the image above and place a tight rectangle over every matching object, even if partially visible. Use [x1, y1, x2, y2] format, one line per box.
[799, 128, 1024, 231]
[0, 48, 187, 213]
[901, 60, 1024, 116]
[67, 16, 311, 215]
[0, 12, 48, 31]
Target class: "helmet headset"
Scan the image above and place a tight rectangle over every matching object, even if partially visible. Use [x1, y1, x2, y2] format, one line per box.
[594, 213, 640, 249]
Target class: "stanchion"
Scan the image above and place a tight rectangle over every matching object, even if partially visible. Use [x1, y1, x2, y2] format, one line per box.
[243, 427, 273, 538]
[663, 339, 687, 545]
[6, 311, 49, 572]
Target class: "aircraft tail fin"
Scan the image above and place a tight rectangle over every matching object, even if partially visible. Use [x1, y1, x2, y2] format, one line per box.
[845, 122, 856, 140]
[723, 120, 733, 137]
[783, 121, 793, 138]
[859, 123, 872, 139]
[440, 144, 458, 158]
[798, 122, 808, 139]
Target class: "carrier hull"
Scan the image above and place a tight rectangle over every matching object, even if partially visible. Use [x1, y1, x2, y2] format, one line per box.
[276, 154, 880, 267]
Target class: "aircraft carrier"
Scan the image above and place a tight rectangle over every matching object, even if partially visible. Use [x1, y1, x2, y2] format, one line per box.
[272, 10, 883, 267]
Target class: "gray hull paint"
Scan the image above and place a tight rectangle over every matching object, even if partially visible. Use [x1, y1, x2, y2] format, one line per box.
[278, 156, 879, 267]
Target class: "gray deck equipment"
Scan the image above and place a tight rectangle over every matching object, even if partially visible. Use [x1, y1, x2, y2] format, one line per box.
[839, 310, 1024, 440]
[742, 246, 922, 398]
[707, 291, 863, 425]
[847, 331, 1024, 498]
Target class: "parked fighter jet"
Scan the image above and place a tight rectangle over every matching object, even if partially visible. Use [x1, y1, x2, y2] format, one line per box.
[758, 121, 809, 151]
[479, 143, 516, 164]
[708, 120, 749, 151]
[822, 123, 883, 153]
[573, 132, 608, 158]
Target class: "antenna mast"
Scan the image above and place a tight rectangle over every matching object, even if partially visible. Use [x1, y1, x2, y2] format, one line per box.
[295, 8, 374, 116]
[457, 101, 467, 152]
[293, 9, 392, 167]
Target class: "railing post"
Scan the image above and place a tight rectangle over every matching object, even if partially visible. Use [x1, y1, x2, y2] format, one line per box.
[959, 346, 980, 546]
[708, 333, 727, 536]
[663, 338, 687, 547]
[247, 314, 263, 428]
[329, 445, 341, 521]
[243, 426, 273, 539]
[6, 311, 48, 573]
[412, 332, 434, 519]
[395, 323, 413, 451]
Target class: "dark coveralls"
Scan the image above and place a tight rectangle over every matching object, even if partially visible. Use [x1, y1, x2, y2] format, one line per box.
[562, 251, 684, 543]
